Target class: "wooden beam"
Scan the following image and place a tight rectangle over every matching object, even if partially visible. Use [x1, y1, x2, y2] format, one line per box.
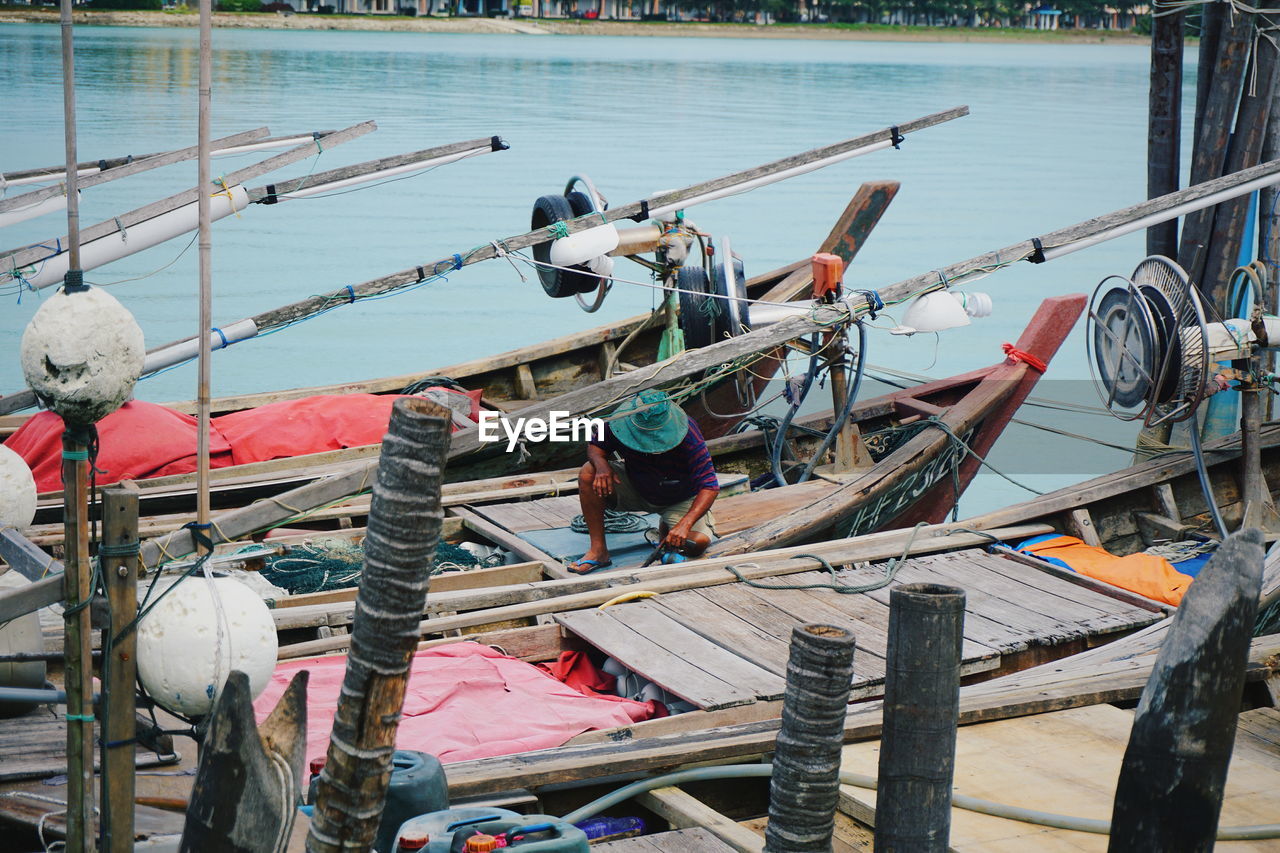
[0, 527, 62, 582]
[635, 787, 764, 853]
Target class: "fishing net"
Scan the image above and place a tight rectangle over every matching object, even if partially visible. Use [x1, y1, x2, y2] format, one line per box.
[255, 538, 506, 595]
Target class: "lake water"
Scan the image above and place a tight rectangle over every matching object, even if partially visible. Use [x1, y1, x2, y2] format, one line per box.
[0, 24, 1200, 513]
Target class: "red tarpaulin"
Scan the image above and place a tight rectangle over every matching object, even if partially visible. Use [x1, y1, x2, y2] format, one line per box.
[2, 401, 235, 493]
[4, 389, 484, 492]
[253, 643, 661, 767]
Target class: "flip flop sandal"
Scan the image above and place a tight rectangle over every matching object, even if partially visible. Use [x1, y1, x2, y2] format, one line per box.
[566, 557, 613, 575]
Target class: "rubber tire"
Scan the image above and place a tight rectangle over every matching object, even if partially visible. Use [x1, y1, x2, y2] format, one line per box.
[678, 266, 716, 350]
[531, 194, 595, 298]
[565, 191, 606, 295]
[712, 255, 751, 339]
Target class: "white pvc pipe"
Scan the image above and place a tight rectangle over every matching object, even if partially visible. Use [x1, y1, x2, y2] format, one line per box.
[213, 135, 320, 157]
[22, 184, 250, 289]
[0, 192, 71, 229]
[1041, 171, 1280, 261]
[3, 166, 99, 188]
[277, 147, 489, 199]
[646, 139, 895, 219]
[141, 318, 259, 375]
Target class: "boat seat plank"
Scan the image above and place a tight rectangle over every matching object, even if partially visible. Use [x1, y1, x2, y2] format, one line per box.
[653, 590, 796, 678]
[1236, 707, 1280, 771]
[839, 703, 1280, 852]
[554, 609, 755, 711]
[596, 827, 741, 851]
[610, 600, 786, 700]
[473, 502, 557, 533]
[710, 481, 841, 536]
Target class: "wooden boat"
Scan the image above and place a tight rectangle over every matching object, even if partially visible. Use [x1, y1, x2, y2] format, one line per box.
[4, 182, 900, 520]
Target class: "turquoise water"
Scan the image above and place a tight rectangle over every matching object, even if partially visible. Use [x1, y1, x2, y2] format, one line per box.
[0, 25, 1197, 513]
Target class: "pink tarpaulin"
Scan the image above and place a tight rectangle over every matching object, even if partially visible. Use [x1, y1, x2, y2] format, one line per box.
[253, 642, 660, 766]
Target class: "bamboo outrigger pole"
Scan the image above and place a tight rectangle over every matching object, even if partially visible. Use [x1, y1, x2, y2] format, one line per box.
[197, 0, 213, 530]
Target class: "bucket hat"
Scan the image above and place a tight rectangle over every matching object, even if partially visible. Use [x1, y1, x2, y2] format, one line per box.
[610, 389, 688, 454]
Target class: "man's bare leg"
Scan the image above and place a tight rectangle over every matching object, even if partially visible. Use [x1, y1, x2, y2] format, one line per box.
[572, 462, 611, 568]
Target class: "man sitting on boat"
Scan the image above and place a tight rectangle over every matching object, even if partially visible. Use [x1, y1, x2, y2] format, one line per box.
[567, 389, 719, 575]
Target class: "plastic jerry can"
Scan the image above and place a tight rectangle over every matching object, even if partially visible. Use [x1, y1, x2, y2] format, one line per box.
[394, 810, 589, 853]
[307, 751, 448, 853]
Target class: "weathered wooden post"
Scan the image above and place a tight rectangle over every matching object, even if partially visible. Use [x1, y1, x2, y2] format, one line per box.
[99, 486, 139, 853]
[1147, 8, 1183, 257]
[307, 397, 452, 853]
[765, 624, 856, 853]
[180, 671, 310, 853]
[1108, 528, 1265, 852]
[874, 583, 965, 853]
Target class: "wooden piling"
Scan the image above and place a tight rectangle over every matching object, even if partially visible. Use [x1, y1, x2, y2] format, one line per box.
[1108, 528, 1265, 852]
[1178, 9, 1254, 291]
[306, 398, 452, 853]
[874, 583, 965, 853]
[99, 487, 139, 853]
[1147, 9, 1184, 257]
[764, 624, 856, 853]
[1199, 28, 1280, 309]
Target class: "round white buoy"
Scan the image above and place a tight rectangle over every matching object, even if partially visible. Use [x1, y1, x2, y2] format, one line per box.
[137, 575, 277, 717]
[0, 446, 37, 530]
[19, 286, 144, 425]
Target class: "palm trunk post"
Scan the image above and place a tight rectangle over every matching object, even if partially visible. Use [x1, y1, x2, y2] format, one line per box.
[307, 398, 452, 853]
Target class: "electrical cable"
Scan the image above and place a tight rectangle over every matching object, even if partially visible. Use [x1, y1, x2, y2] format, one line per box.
[1188, 420, 1230, 538]
[797, 321, 867, 483]
[769, 333, 821, 487]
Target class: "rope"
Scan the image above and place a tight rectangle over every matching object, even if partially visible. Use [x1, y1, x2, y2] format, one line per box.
[570, 509, 651, 535]
[1002, 342, 1047, 373]
[727, 523, 929, 594]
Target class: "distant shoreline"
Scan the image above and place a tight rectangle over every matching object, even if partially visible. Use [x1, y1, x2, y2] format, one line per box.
[0, 7, 1151, 44]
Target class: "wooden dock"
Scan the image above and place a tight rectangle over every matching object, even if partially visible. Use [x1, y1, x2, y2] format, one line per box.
[838, 703, 1280, 851]
[0, 706, 180, 784]
[554, 547, 1165, 709]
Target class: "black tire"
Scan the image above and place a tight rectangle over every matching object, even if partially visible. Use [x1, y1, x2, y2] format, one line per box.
[564, 191, 606, 295]
[678, 266, 716, 350]
[531, 194, 595, 298]
[712, 255, 750, 339]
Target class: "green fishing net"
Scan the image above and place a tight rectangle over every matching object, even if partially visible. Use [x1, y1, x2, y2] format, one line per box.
[256, 537, 504, 595]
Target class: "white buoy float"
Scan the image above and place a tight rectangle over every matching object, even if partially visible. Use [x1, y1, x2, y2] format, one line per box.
[0, 446, 37, 530]
[136, 575, 277, 716]
[19, 285, 144, 424]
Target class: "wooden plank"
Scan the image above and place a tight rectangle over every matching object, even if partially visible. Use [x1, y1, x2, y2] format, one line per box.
[653, 590, 795, 677]
[962, 552, 1162, 633]
[451, 507, 561, 568]
[635, 787, 764, 853]
[597, 828, 739, 852]
[704, 581, 889, 683]
[554, 608, 753, 711]
[611, 601, 786, 700]
[471, 502, 554, 533]
[1235, 706, 1280, 767]
[0, 527, 62, 582]
[841, 702, 1280, 852]
[990, 548, 1172, 615]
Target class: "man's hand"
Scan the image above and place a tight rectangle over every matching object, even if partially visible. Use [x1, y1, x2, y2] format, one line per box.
[592, 465, 620, 498]
[664, 519, 693, 550]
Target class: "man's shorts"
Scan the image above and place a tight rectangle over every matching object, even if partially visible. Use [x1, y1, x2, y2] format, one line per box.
[607, 461, 717, 538]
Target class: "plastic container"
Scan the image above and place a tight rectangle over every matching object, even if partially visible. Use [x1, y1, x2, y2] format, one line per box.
[308, 751, 449, 853]
[394, 809, 589, 853]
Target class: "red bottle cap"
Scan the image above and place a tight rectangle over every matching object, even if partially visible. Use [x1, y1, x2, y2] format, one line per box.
[397, 833, 429, 851]
[309, 756, 327, 775]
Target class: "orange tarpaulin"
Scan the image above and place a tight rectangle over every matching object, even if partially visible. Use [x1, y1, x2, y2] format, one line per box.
[1018, 534, 1192, 606]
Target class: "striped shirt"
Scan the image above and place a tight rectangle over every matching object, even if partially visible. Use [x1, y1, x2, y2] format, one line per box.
[590, 417, 719, 507]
